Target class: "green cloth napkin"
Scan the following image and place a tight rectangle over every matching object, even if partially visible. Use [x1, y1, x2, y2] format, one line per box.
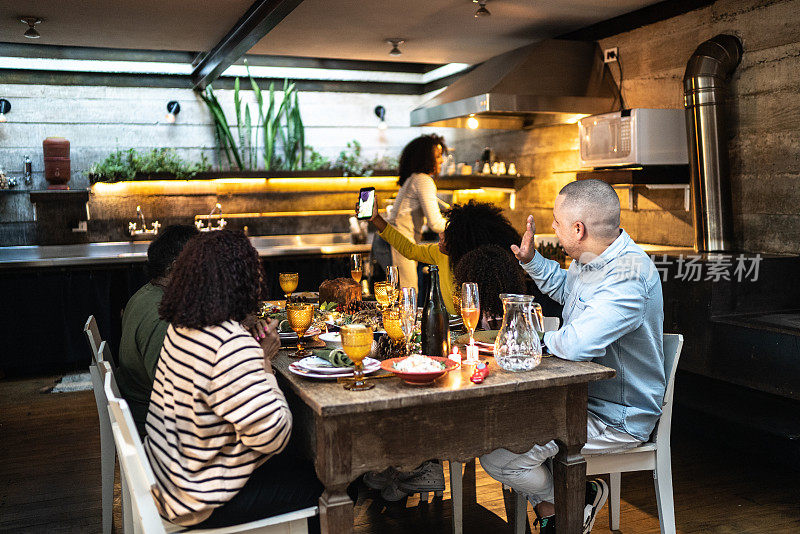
[311, 348, 353, 368]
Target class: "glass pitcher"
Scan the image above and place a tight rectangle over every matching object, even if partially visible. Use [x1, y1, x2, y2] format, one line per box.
[494, 294, 544, 372]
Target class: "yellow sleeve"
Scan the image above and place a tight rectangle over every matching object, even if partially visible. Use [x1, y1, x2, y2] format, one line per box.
[380, 224, 445, 265]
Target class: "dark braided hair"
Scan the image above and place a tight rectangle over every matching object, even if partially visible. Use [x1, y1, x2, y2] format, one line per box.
[159, 230, 264, 329]
[453, 245, 527, 319]
[398, 134, 447, 186]
[443, 200, 522, 270]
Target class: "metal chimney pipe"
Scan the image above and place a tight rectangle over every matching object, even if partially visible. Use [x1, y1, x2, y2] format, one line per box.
[683, 34, 742, 252]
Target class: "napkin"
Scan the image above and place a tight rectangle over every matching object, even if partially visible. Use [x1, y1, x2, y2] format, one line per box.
[311, 348, 353, 367]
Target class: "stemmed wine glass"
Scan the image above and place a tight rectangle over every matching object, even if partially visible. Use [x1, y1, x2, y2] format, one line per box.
[461, 283, 480, 345]
[350, 254, 363, 283]
[374, 281, 392, 310]
[279, 272, 298, 302]
[340, 324, 374, 391]
[286, 302, 314, 357]
[399, 287, 417, 356]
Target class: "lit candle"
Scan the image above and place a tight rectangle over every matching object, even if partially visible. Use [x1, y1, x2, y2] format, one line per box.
[449, 346, 462, 367]
[466, 341, 480, 364]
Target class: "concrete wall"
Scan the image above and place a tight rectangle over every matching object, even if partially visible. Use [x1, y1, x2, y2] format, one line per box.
[450, 0, 800, 254]
[0, 84, 429, 245]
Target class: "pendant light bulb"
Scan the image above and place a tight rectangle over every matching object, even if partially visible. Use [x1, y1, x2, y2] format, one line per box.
[21, 17, 42, 39]
[467, 115, 479, 129]
[386, 39, 405, 56]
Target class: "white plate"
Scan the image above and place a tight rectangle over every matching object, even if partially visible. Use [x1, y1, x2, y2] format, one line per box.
[288, 361, 380, 380]
[296, 356, 380, 375]
[318, 332, 342, 348]
[279, 326, 322, 339]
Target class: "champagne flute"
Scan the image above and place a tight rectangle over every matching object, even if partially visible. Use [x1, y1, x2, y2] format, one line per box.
[461, 283, 480, 345]
[399, 287, 417, 356]
[286, 302, 314, 358]
[386, 265, 399, 290]
[340, 324, 374, 391]
[279, 272, 299, 302]
[350, 254, 363, 283]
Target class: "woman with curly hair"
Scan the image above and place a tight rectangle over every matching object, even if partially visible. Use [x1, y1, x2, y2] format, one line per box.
[376, 134, 448, 291]
[146, 230, 324, 529]
[453, 245, 528, 328]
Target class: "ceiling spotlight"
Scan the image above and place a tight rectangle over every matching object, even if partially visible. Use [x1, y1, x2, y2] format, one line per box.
[165, 101, 181, 123]
[0, 99, 10, 123]
[386, 39, 405, 56]
[467, 114, 479, 129]
[21, 17, 42, 39]
[474, 1, 491, 17]
[374, 105, 388, 130]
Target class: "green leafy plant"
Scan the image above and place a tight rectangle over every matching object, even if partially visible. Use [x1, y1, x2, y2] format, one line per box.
[334, 141, 398, 176]
[200, 66, 305, 171]
[88, 148, 210, 183]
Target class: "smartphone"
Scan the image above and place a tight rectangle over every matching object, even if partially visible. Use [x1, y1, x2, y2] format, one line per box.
[356, 187, 376, 220]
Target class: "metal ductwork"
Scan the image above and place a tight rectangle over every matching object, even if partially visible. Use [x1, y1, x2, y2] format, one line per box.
[410, 39, 620, 129]
[684, 34, 743, 252]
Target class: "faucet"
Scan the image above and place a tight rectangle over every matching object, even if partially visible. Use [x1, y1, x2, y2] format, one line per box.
[128, 205, 161, 237]
[23, 156, 32, 185]
[195, 203, 227, 232]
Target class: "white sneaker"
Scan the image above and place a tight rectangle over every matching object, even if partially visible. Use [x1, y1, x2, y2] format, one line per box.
[583, 479, 609, 533]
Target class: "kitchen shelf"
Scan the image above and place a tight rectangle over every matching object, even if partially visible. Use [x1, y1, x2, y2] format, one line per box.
[575, 165, 689, 185]
[435, 174, 519, 191]
[29, 189, 90, 203]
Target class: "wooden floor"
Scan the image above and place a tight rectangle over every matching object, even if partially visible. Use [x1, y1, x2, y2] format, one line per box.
[1, 375, 799, 533]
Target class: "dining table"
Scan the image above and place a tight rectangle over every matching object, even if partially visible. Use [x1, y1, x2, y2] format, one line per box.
[273, 349, 614, 534]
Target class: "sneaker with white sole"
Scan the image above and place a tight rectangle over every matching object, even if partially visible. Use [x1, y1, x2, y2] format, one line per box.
[583, 478, 609, 533]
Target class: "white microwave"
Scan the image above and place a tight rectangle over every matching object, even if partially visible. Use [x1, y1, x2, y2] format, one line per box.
[578, 108, 688, 168]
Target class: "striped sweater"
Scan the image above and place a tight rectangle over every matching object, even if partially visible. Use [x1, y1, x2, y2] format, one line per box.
[144, 320, 292, 526]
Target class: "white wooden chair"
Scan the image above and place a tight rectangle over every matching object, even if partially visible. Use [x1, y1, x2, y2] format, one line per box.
[99, 361, 318, 534]
[503, 333, 685, 534]
[448, 317, 560, 534]
[582, 333, 684, 534]
[84, 316, 116, 534]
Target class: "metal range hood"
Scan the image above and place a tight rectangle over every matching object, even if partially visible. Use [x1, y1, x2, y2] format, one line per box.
[411, 39, 620, 129]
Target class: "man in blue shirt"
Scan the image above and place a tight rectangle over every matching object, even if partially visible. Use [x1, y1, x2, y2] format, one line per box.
[480, 179, 665, 533]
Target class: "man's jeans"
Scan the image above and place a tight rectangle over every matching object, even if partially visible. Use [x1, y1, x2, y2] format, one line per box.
[479, 413, 641, 505]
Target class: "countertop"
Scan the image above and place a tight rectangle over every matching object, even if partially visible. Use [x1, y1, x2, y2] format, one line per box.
[0, 233, 371, 269]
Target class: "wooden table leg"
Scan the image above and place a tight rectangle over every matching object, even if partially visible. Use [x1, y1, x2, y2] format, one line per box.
[553, 384, 588, 534]
[553, 442, 586, 534]
[319, 484, 353, 534]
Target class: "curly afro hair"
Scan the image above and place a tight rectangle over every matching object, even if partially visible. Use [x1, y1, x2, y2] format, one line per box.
[453, 244, 527, 319]
[398, 134, 447, 186]
[159, 230, 264, 329]
[443, 200, 522, 270]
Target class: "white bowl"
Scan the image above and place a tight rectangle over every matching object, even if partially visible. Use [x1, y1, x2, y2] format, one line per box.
[319, 332, 342, 349]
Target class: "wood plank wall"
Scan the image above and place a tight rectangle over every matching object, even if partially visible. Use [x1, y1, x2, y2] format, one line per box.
[451, 0, 800, 254]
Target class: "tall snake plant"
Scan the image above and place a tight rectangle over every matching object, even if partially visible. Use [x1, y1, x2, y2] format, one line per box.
[200, 68, 305, 171]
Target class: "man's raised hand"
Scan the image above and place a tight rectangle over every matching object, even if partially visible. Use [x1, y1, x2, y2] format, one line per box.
[510, 215, 536, 264]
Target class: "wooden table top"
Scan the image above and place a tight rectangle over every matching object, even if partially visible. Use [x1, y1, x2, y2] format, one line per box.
[273, 353, 615, 417]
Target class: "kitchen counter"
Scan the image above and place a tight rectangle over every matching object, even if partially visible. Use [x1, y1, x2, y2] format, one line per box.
[0, 233, 371, 269]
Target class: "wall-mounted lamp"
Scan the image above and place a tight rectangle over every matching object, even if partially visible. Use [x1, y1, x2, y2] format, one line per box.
[165, 101, 181, 123]
[374, 105, 388, 130]
[21, 17, 42, 39]
[467, 114, 479, 129]
[0, 99, 10, 123]
[474, 1, 491, 17]
[386, 39, 404, 56]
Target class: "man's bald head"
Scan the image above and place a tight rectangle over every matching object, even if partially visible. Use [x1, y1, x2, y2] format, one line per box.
[557, 179, 620, 240]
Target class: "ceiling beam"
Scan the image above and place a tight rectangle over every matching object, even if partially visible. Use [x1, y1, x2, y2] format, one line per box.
[191, 0, 304, 91]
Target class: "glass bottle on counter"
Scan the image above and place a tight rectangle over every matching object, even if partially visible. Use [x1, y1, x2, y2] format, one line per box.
[421, 265, 450, 357]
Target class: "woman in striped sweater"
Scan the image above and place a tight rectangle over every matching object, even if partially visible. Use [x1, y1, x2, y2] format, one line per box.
[146, 230, 323, 528]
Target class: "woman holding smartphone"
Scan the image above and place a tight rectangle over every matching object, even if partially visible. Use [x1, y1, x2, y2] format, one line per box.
[373, 134, 448, 292]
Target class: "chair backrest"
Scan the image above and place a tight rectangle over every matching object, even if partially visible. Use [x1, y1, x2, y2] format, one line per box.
[102, 362, 167, 534]
[85, 315, 114, 367]
[652, 333, 684, 447]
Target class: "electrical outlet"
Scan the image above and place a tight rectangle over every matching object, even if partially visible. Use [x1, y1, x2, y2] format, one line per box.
[604, 47, 619, 63]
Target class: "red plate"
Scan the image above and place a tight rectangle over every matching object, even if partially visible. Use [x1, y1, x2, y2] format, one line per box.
[380, 356, 460, 385]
